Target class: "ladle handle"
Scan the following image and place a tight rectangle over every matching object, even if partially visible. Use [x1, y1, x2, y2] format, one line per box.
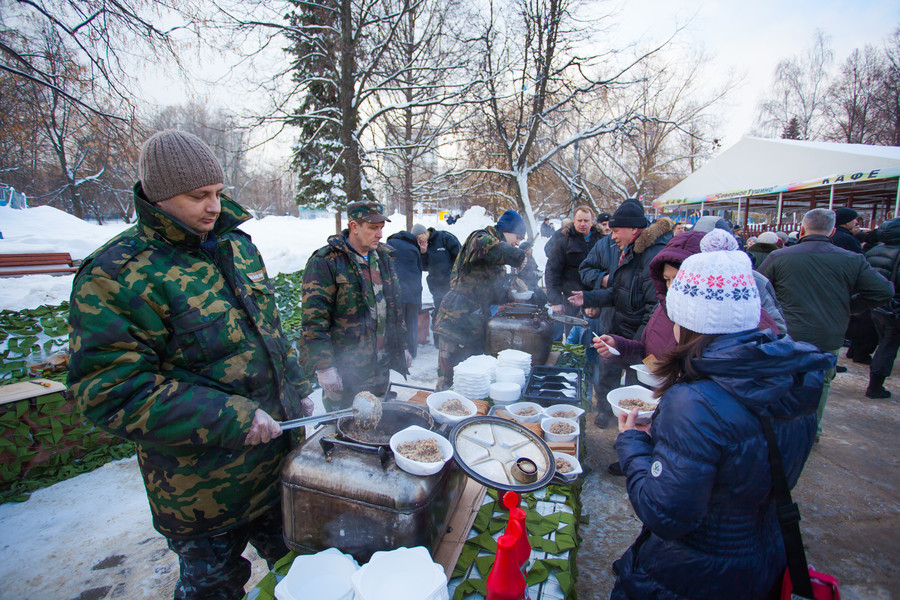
[278, 408, 354, 431]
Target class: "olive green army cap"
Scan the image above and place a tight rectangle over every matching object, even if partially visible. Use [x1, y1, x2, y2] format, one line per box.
[347, 201, 391, 223]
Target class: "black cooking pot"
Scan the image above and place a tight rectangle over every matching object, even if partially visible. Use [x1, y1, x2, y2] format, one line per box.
[337, 401, 434, 446]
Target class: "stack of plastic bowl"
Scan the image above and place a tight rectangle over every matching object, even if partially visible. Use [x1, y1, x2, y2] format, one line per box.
[497, 349, 532, 378]
[494, 366, 526, 391]
[351, 546, 449, 600]
[489, 381, 521, 405]
[274, 548, 359, 600]
[459, 354, 499, 379]
[452, 361, 492, 399]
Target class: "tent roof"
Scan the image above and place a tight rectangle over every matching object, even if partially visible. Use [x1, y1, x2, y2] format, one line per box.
[653, 137, 900, 209]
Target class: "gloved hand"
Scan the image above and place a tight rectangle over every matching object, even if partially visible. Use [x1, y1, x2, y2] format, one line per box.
[245, 409, 282, 446]
[405, 349, 413, 368]
[300, 396, 315, 417]
[316, 367, 343, 393]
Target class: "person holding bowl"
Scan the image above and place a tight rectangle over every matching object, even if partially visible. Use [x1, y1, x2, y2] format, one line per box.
[607, 250, 834, 599]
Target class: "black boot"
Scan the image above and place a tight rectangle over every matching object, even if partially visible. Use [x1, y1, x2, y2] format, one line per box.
[866, 375, 892, 399]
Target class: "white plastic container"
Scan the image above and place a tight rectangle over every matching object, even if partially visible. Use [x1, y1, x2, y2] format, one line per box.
[425, 391, 477, 426]
[274, 548, 359, 600]
[552, 451, 583, 482]
[540, 417, 580, 443]
[494, 366, 526, 390]
[489, 381, 521, 404]
[351, 546, 449, 600]
[630, 363, 664, 387]
[606, 385, 658, 422]
[389, 426, 453, 476]
[504, 401, 544, 423]
[543, 404, 586, 420]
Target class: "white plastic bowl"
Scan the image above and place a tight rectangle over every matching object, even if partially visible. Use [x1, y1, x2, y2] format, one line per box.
[494, 366, 526, 389]
[274, 548, 358, 600]
[389, 426, 453, 476]
[630, 363, 664, 387]
[504, 401, 544, 423]
[351, 546, 448, 600]
[511, 290, 533, 301]
[543, 404, 586, 420]
[425, 391, 477, 426]
[540, 417, 580, 443]
[606, 384, 658, 423]
[552, 451, 584, 482]
[489, 381, 521, 404]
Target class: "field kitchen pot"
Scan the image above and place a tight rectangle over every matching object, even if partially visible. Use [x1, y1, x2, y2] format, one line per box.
[486, 303, 555, 365]
[281, 401, 466, 563]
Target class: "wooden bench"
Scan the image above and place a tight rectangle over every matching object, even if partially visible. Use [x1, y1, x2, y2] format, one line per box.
[0, 252, 78, 276]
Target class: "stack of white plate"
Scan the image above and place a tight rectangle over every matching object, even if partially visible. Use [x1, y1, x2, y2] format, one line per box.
[457, 354, 498, 380]
[452, 362, 492, 399]
[497, 349, 532, 378]
[351, 546, 449, 600]
[494, 366, 526, 390]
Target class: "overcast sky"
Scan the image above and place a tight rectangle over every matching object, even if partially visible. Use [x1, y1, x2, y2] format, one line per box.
[609, 0, 900, 147]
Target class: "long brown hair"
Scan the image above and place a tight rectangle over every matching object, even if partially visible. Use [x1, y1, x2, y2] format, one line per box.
[652, 327, 718, 398]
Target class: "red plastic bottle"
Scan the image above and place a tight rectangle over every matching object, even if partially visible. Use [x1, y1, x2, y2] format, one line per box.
[503, 492, 531, 567]
[486, 533, 528, 600]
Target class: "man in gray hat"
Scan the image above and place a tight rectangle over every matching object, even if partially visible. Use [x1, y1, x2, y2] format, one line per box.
[302, 201, 412, 410]
[68, 129, 314, 599]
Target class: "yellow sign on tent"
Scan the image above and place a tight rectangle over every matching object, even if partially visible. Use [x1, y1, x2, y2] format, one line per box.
[438, 210, 450, 221]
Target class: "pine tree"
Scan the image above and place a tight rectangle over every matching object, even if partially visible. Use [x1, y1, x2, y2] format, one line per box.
[781, 116, 802, 140]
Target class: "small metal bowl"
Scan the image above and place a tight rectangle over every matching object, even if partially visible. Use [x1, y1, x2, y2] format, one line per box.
[510, 457, 538, 483]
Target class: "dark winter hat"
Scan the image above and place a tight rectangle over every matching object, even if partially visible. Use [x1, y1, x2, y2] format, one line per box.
[347, 201, 390, 223]
[835, 207, 858, 226]
[138, 129, 225, 204]
[496, 210, 527, 237]
[411, 223, 427, 236]
[597, 212, 612, 223]
[608, 199, 648, 228]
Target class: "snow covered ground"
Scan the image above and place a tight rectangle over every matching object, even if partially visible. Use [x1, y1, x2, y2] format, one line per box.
[0, 200, 549, 599]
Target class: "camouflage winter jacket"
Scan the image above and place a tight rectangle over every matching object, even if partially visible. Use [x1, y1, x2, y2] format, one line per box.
[68, 183, 311, 540]
[432, 226, 525, 348]
[301, 233, 409, 387]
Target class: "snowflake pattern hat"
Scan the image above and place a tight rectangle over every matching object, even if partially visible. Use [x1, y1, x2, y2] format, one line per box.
[666, 250, 760, 334]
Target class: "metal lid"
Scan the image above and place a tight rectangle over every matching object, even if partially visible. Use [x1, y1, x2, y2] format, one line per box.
[448, 416, 555, 492]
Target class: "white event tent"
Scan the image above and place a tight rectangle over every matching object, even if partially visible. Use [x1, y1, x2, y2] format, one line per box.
[652, 137, 900, 232]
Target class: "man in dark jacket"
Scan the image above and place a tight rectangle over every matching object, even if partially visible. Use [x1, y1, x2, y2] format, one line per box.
[387, 225, 426, 357]
[546, 205, 605, 317]
[758, 208, 892, 436]
[68, 130, 313, 599]
[746, 230, 779, 267]
[433, 210, 526, 390]
[420, 226, 461, 346]
[865, 218, 900, 398]
[302, 202, 411, 411]
[540, 216, 555, 238]
[570, 199, 673, 427]
[832, 207, 864, 253]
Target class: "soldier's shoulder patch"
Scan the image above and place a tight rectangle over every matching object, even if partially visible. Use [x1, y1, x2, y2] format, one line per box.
[247, 270, 266, 283]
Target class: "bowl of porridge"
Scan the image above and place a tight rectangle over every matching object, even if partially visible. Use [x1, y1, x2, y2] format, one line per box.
[540, 417, 580, 443]
[389, 425, 453, 476]
[425, 391, 477, 425]
[606, 385, 659, 423]
[504, 401, 545, 423]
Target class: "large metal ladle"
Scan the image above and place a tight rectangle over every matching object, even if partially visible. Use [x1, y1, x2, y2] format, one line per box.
[278, 392, 383, 431]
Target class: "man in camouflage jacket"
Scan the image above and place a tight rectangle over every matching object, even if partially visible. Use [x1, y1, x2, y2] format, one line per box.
[68, 130, 312, 600]
[301, 201, 411, 410]
[432, 210, 526, 389]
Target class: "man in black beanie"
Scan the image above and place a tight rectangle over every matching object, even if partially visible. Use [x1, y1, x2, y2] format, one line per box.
[832, 207, 863, 254]
[69, 129, 312, 600]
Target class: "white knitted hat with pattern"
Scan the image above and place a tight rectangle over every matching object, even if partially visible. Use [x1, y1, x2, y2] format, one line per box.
[666, 251, 760, 334]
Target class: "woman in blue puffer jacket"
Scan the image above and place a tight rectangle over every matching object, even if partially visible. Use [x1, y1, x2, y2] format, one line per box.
[609, 251, 835, 600]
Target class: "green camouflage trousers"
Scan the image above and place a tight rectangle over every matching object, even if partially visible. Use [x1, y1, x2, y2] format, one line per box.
[166, 505, 287, 600]
[436, 338, 476, 391]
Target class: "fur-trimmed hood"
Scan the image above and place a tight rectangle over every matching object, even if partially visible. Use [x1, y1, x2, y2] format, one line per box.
[634, 217, 674, 254]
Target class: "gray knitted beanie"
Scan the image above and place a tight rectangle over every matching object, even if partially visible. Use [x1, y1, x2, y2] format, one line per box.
[138, 130, 225, 203]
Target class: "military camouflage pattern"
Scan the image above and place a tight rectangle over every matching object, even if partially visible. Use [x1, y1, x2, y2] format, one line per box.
[301, 232, 408, 407]
[68, 182, 312, 540]
[432, 226, 525, 350]
[347, 201, 390, 223]
[167, 505, 287, 600]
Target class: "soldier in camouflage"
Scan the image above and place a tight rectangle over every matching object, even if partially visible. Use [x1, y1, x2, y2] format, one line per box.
[68, 130, 312, 600]
[301, 201, 412, 410]
[432, 210, 527, 390]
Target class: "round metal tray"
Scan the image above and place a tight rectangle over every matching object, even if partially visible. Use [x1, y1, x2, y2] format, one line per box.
[448, 416, 555, 492]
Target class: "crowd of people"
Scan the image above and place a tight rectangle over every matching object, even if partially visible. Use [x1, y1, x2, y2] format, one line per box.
[65, 129, 897, 599]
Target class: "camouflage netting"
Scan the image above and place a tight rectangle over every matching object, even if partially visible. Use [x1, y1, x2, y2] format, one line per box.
[0, 271, 306, 504]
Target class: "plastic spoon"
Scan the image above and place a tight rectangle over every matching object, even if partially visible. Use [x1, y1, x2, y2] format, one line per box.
[592, 332, 620, 356]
